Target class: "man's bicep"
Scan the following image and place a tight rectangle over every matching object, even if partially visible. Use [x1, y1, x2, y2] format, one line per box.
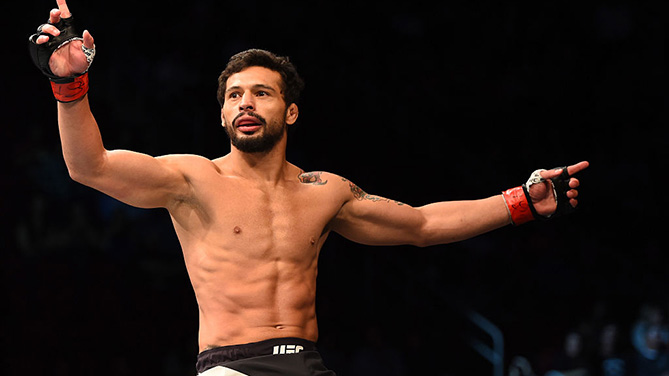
[78, 150, 191, 209]
[331, 179, 425, 246]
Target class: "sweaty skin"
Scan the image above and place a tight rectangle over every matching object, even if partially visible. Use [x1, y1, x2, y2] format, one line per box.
[40, 0, 588, 354]
[170, 157, 344, 349]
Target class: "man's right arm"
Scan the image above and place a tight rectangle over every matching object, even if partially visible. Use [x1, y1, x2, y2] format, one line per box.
[32, 1, 191, 209]
[57, 96, 191, 209]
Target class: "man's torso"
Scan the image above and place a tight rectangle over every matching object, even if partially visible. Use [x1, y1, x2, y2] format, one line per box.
[164, 155, 346, 351]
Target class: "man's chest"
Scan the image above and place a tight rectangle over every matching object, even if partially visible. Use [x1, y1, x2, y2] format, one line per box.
[173, 177, 342, 255]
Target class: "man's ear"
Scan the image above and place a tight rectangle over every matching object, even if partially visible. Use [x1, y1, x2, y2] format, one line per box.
[221, 107, 227, 127]
[286, 103, 299, 125]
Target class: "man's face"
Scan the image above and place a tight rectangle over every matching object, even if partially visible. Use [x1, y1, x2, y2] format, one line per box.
[221, 66, 298, 153]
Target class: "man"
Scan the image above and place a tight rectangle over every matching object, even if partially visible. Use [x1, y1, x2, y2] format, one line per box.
[29, 1, 589, 375]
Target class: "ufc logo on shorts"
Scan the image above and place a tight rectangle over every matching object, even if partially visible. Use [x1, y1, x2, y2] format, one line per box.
[273, 344, 304, 355]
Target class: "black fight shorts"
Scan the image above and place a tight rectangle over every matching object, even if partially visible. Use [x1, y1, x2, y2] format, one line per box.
[196, 337, 336, 376]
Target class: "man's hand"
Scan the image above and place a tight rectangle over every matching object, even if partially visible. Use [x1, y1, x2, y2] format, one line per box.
[528, 161, 590, 217]
[34, 0, 94, 78]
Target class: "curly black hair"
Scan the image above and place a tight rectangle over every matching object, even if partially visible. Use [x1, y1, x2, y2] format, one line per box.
[217, 49, 305, 108]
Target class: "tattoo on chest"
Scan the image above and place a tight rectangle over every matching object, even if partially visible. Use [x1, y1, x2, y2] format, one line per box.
[342, 178, 405, 206]
[298, 171, 328, 185]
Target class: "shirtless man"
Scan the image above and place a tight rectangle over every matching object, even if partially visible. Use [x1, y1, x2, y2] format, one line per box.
[30, 1, 589, 375]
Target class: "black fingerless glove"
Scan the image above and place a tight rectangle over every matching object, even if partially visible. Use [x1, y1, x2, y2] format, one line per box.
[28, 15, 95, 102]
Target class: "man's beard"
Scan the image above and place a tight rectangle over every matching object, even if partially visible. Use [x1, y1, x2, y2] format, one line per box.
[224, 112, 286, 153]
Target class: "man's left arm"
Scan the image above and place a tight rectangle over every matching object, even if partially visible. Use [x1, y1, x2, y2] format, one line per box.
[330, 161, 589, 247]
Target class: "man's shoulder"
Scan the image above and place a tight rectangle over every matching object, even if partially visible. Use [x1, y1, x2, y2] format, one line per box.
[297, 171, 352, 187]
[298, 173, 392, 204]
[157, 153, 213, 161]
[296, 171, 362, 204]
[297, 171, 332, 185]
[156, 154, 221, 176]
[156, 153, 216, 167]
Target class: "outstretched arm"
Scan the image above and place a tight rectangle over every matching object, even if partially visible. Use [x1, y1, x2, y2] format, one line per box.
[57, 97, 190, 208]
[33, 1, 190, 209]
[330, 181, 510, 247]
[330, 161, 589, 247]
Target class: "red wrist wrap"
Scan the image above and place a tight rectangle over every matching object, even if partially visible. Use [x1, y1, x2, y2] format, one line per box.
[50, 72, 89, 102]
[502, 186, 535, 226]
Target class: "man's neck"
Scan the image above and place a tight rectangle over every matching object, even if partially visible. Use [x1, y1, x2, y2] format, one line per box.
[225, 142, 291, 184]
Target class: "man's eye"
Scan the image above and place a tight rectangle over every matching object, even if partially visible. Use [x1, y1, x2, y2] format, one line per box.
[229, 92, 240, 99]
[256, 91, 268, 97]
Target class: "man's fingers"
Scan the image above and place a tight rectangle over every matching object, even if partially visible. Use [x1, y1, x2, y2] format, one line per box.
[539, 161, 589, 180]
[49, 8, 61, 24]
[56, 0, 72, 18]
[540, 168, 563, 180]
[35, 23, 61, 43]
[566, 161, 590, 176]
[36, 35, 50, 44]
[41, 23, 61, 36]
[82, 30, 94, 49]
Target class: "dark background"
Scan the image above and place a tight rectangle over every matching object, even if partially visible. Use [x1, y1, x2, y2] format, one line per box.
[2, 1, 666, 375]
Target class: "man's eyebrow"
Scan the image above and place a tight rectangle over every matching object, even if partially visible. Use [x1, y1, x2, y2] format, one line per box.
[225, 84, 278, 93]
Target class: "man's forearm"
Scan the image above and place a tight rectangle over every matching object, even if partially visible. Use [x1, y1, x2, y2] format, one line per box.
[417, 195, 511, 246]
[57, 95, 107, 182]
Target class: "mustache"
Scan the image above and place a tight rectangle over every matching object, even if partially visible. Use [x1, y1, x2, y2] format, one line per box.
[233, 111, 267, 127]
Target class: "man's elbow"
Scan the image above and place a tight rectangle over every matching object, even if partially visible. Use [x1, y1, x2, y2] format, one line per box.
[68, 171, 97, 190]
[64, 153, 107, 186]
[412, 238, 432, 248]
[411, 226, 440, 248]
[412, 221, 463, 248]
[67, 167, 84, 183]
[66, 165, 101, 187]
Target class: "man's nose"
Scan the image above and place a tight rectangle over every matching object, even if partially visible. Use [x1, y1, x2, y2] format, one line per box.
[239, 92, 255, 111]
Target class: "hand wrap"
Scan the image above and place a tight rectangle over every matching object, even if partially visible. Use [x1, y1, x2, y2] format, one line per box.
[503, 166, 575, 226]
[502, 186, 534, 226]
[28, 15, 95, 102]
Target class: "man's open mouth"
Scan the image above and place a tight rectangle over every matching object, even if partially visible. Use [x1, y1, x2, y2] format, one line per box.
[234, 114, 264, 134]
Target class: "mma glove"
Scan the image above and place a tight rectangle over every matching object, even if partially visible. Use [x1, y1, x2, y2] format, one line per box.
[28, 15, 95, 102]
[502, 167, 576, 225]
